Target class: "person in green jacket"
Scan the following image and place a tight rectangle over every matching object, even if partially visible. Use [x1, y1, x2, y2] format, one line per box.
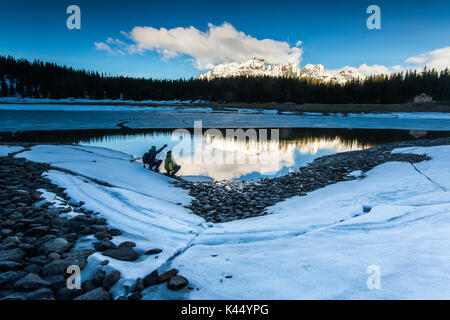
[164, 151, 181, 177]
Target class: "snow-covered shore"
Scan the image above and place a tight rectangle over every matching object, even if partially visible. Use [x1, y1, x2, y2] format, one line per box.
[6, 142, 449, 299]
[0, 97, 206, 106]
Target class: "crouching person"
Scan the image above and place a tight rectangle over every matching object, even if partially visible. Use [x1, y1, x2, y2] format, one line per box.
[164, 151, 181, 177]
[143, 144, 167, 172]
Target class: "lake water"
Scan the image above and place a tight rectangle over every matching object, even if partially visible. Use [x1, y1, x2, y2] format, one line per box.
[2, 128, 450, 181]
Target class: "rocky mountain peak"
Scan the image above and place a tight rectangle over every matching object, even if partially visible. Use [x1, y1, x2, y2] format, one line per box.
[198, 58, 364, 84]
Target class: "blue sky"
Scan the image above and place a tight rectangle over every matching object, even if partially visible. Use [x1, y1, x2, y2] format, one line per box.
[0, 0, 449, 78]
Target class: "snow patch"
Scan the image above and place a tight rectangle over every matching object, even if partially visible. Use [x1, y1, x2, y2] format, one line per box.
[0, 145, 23, 156]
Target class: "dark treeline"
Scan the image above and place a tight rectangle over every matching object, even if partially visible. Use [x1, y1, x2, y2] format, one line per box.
[0, 55, 449, 104]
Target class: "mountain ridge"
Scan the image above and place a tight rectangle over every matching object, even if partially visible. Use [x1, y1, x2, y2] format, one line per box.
[198, 57, 365, 84]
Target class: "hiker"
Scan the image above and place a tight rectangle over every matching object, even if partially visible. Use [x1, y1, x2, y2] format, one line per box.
[142, 144, 167, 172]
[164, 151, 181, 177]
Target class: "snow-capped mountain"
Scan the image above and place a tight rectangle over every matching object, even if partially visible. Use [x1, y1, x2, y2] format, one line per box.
[198, 58, 365, 84]
[328, 68, 366, 84]
[198, 57, 301, 80]
[299, 64, 365, 84]
[298, 64, 330, 82]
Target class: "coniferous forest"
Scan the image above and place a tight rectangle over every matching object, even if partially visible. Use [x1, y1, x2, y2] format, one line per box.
[0, 55, 449, 104]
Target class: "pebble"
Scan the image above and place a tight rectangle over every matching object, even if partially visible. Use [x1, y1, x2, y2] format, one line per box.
[159, 268, 178, 283]
[102, 246, 140, 262]
[145, 248, 162, 255]
[167, 275, 189, 291]
[74, 287, 110, 300]
[102, 270, 121, 290]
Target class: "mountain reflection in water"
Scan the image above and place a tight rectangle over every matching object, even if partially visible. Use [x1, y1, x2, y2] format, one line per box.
[2, 128, 449, 180]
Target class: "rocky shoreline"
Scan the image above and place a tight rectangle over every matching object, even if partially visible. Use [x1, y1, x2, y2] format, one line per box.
[1, 137, 450, 299]
[174, 137, 450, 223]
[0, 150, 188, 300]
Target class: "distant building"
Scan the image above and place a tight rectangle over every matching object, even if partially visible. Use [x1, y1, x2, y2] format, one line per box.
[414, 93, 433, 104]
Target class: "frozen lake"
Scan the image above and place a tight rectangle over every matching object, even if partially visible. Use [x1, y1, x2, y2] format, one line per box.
[1, 104, 450, 131]
[2, 104, 450, 180]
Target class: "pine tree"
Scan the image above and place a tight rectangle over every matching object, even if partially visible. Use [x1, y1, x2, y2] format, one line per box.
[0, 55, 449, 104]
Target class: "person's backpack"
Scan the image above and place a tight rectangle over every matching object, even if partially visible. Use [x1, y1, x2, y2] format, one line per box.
[142, 152, 151, 164]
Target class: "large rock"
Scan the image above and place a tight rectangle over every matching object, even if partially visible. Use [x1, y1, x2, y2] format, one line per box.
[118, 241, 136, 248]
[24, 288, 54, 300]
[0, 229, 14, 237]
[133, 278, 145, 292]
[93, 240, 116, 252]
[0, 271, 26, 289]
[95, 231, 112, 241]
[102, 270, 121, 290]
[65, 249, 95, 270]
[24, 226, 49, 237]
[14, 273, 51, 291]
[40, 259, 71, 277]
[0, 248, 25, 262]
[0, 293, 27, 300]
[66, 215, 91, 233]
[91, 224, 109, 233]
[50, 216, 67, 228]
[145, 248, 162, 255]
[38, 238, 71, 255]
[74, 287, 110, 300]
[33, 234, 57, 249]
[0, 260, 23, 272]
[81, 279, 97, 293]
[128, 292, 142, 300]
[143, 270, 159, 287]
[93, 269, 106, 286]
[159, 268, 178, 283]
[24, 264, 41, 274]
[107, 229, 122, 236]
[167, 275, 189, 291]
[43, 275, 66, 291]
[56, 287, 82, 300]
[102, 246, 139, 262]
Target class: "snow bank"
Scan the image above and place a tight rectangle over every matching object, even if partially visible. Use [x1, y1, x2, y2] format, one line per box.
[0, 145, 23, 156]
[0, 97, 206, 105]
[393, 145, 450, 191]
[17, 144, 450, 299]
[157, 146, 450, 299]
[0, 104, 213, 112]
[223, 107, 279, 115]
[347, 112, 450, 120]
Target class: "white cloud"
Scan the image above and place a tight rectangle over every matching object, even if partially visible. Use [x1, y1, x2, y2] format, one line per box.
[332, 46, 450, 77]
[95, 42, 113, 53]
[106, 37, 127, 47]
[405, 46, 450, 71]
[94, 42, 125, 56]
[95, 22, 302, 70]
